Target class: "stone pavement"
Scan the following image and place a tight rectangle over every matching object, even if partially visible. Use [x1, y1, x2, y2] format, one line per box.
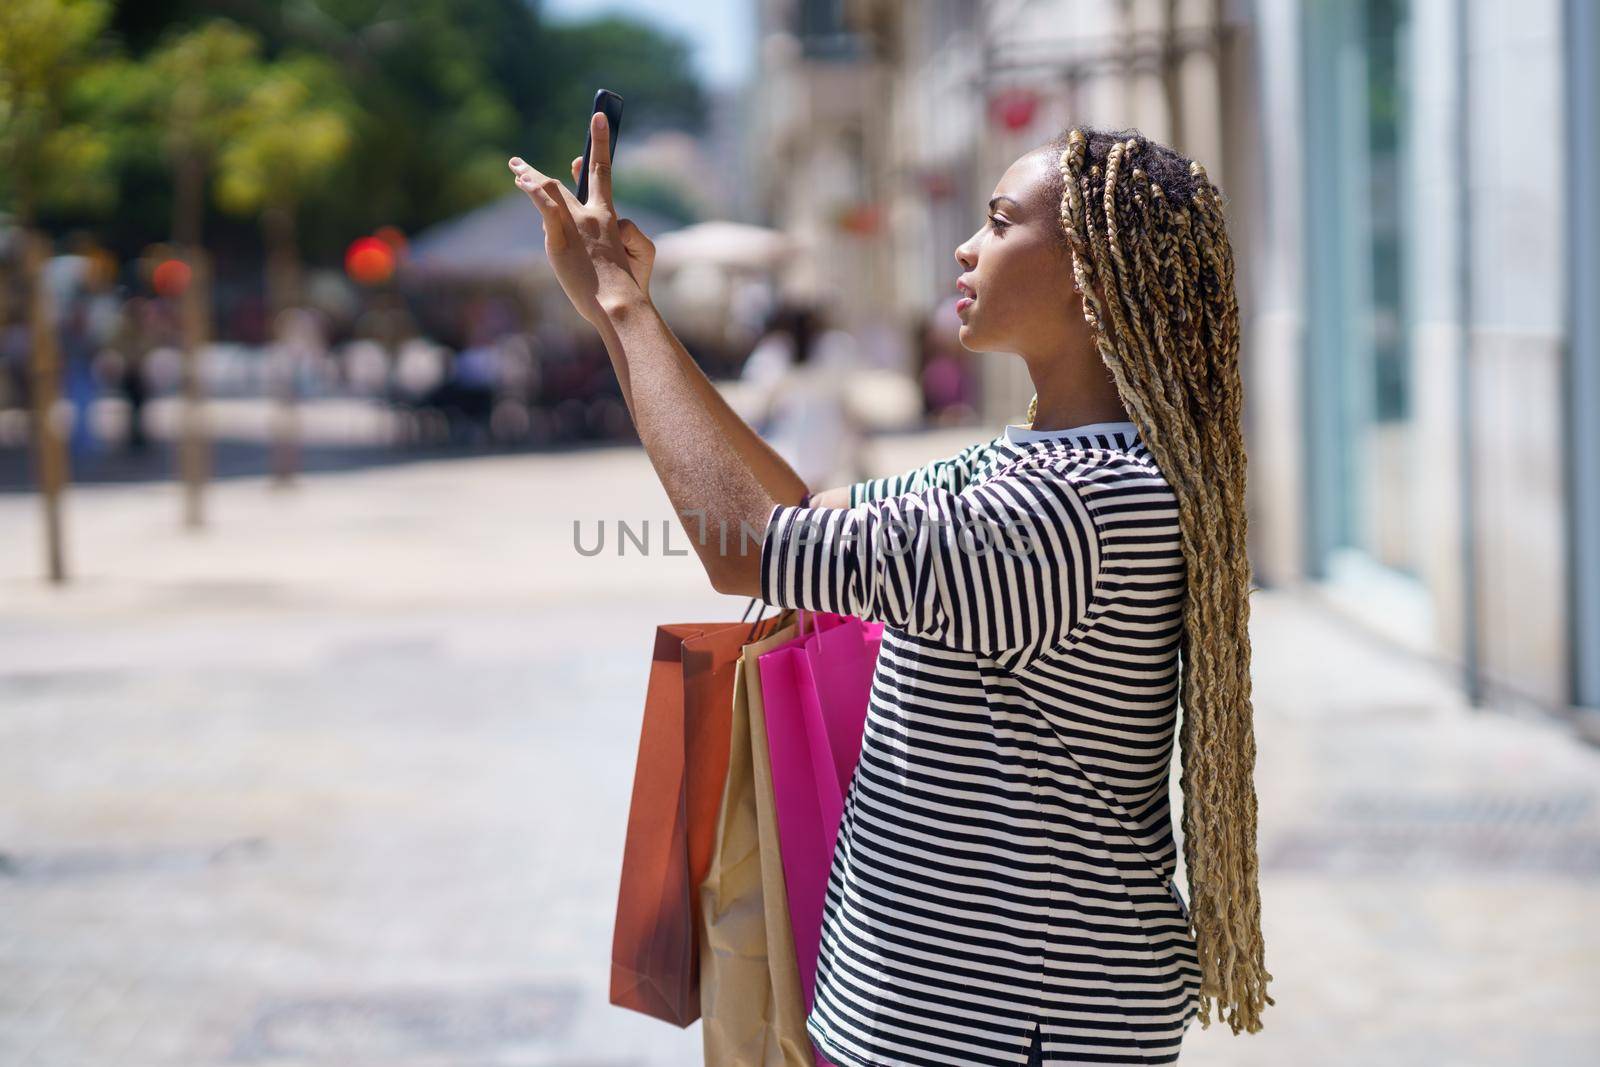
[1, 431, 1597, 1066]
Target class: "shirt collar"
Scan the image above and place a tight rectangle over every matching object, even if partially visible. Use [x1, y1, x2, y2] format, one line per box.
[1003, 419, 1140, 448]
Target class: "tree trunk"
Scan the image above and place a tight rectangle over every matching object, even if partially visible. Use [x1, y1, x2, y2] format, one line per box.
[179, 245, 211, 528]
[25, 230, 69, 583]
[174, 152, 206, 250]
[263, 200, 303, 486]
[262, 200, 302, 317]
[173, 151, 211, 528]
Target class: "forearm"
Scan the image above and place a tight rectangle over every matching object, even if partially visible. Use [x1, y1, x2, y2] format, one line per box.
[602, 301, 810, 505]
[596, 292, 796, 593]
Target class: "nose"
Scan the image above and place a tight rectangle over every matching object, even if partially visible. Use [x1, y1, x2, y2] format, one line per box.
[954, 234, 976, 271]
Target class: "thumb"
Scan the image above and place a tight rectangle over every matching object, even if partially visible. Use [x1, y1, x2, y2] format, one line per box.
[617, 219, 655, 291]
[617, 218, 653, 258]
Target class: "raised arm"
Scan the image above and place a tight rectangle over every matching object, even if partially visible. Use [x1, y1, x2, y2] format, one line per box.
[508, 112, 805, 593]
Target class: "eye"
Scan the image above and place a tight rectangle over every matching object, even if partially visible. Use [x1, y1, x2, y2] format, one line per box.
[987, 213, 1010, 233]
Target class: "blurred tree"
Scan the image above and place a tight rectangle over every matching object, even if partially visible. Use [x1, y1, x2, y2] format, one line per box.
[529, 14, 709, 177]
[277, 0, 521, 244]
[213, 53, 354, 489]
[133, 19, 267, 528]
[213, 54, 353, 316]
[104, 0, 709, 257]
[139, 20, 264, 251]
[0, 0, 119, 584]
[0, 0, 118, 227]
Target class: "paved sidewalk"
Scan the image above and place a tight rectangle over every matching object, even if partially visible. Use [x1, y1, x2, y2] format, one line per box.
[1, 433, 1596, 1066]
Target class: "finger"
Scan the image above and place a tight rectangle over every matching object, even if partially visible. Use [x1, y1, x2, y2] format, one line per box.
[509, 156, 580, 214]
[512, 164, 575, 251]
[589, 111, 613, 210]
[571, 155, 583, 186]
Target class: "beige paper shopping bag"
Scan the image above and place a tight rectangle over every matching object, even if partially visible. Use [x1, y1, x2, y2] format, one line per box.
[697, 615, 817, 1067]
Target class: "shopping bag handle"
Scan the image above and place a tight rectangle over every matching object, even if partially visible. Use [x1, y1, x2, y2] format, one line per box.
[740, 596, 798, 642]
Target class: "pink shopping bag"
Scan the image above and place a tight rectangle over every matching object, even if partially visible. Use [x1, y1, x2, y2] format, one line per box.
[757, 610, 885, 1026]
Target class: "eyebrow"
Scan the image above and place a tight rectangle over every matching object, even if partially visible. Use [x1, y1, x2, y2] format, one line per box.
[988, 195, 1022, 211]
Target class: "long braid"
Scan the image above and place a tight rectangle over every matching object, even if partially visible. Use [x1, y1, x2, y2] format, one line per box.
[1035, 125, 1274, 1034]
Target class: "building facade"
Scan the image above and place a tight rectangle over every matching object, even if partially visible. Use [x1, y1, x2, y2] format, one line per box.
[751, 0, 1600, 728]
[1253, 0, 1598, 730]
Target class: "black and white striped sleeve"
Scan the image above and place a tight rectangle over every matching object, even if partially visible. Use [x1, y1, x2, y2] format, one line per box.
[847, 439, 989, 506]
[761, 457, 1102, 672]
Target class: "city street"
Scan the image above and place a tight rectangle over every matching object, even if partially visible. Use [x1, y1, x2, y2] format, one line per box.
[2, 431, 1597, 1067]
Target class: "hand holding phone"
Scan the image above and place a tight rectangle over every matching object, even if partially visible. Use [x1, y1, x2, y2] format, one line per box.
[510, 86, 652, 326]
[577, 89, 624, 204]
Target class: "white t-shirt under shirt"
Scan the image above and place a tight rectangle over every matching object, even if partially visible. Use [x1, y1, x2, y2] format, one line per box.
[1002, 418, 1140, 445]
[759, 419, 1201, 1065]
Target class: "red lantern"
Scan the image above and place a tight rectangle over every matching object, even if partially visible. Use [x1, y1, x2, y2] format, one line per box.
[988, 88, 1041, 132]
[345, 236, 396, 285]
[151, 258, 191, 297]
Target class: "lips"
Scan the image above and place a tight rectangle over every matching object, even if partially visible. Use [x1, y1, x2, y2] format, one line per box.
[956, 277, 976, 318]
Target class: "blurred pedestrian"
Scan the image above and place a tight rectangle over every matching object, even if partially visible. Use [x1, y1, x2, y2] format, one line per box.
[741, 302, 865, 488]
[59, 298, 99, 460]
[1, 313, 29, 415]
[110, 297, 152, 453]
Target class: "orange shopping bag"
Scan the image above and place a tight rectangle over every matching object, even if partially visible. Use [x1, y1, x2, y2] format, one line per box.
[609, 600, 790, 1026]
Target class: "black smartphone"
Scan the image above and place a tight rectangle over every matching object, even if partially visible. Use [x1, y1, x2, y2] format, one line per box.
[577, 89, 624, 204]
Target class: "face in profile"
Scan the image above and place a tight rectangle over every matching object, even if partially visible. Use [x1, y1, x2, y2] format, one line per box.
[952, 147, 1094, 360]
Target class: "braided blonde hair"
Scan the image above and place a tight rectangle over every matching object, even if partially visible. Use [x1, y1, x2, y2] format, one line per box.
[1030, 126, 1273, 1033]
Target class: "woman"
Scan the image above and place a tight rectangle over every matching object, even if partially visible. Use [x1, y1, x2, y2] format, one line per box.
[510, 114, 1272, 1065]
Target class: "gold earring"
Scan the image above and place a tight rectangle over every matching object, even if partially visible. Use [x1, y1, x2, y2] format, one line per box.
[1027, 393, 1038, 427]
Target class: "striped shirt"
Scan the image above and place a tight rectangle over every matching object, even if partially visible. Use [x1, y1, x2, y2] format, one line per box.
[759, 420, 1202, 1066]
